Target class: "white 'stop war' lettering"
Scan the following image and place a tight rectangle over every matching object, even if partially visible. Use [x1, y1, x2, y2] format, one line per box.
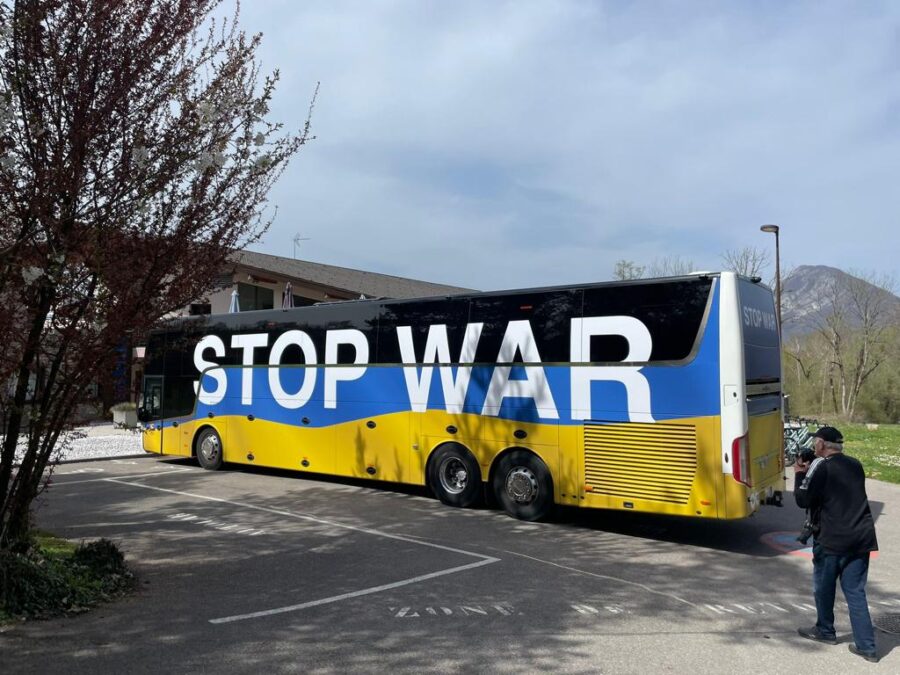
[742, 305, 777, 331]
[192, 316, 655, 422]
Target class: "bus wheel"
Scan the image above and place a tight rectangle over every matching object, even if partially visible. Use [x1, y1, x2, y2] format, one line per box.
[196, 427, 224, 471]
[493, 450, 553, 521]
[428, 444, 483, 508]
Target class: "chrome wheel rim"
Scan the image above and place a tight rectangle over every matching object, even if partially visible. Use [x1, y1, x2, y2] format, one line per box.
[506, 467, 538, 504]
[199, 434, 220, 464]
[438, 456, 468, 495]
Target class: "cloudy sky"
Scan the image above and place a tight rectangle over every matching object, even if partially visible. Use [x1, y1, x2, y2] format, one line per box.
[234, 0, 899, 291]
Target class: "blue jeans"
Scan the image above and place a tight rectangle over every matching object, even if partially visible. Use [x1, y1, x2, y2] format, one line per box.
[812, 541, 876, 653]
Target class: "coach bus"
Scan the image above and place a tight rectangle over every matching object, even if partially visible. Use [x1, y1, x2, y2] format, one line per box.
[139, 271, 784, 521]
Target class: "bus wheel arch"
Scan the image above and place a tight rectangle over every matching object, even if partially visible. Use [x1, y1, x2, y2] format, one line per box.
[490, 447, 554, 522]
[426, 442, 483, 508]
[194, 425, 224, 471]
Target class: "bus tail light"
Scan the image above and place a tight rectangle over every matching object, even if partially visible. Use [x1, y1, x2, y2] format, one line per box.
[732, 433, 751, 487]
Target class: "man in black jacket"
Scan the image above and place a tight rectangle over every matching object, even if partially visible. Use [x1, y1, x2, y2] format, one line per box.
[794, 426, 879, 663]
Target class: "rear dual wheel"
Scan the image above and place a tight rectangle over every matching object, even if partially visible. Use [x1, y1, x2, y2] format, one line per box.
[492, 450, 553, 522]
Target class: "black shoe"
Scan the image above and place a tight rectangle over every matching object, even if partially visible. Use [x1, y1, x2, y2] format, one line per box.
[848, 644, 879, 663]
[798, 626, 837, 645]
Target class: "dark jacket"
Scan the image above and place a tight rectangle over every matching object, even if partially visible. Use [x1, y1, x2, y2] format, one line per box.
[794, 453, 878, 555]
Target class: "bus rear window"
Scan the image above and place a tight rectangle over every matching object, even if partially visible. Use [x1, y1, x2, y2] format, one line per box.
[739, 279, 780, 384]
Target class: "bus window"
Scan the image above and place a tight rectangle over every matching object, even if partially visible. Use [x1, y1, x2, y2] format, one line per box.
[738, 279, 780, 384]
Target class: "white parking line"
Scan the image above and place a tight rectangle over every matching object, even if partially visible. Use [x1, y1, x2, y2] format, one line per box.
[51, 468, 192, 485]
[104, 478, 501, 625]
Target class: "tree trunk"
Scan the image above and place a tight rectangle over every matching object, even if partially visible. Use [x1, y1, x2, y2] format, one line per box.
[0, 286, 53, 549]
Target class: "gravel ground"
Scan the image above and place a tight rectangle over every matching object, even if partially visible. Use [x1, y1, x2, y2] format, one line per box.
[14, 423, 145, 464]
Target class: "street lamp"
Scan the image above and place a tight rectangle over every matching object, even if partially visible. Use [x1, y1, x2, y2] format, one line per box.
[760, 224, 781, 336]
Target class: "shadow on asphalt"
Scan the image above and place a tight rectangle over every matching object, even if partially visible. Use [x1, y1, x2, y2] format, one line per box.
[155, 456, 832, 558]
[6, 455, 897, 673]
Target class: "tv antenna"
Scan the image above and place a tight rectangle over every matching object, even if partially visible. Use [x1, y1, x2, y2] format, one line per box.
[292, 233, 310, 259]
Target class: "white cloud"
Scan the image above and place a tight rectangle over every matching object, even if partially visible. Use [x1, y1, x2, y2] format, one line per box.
[236, 0, 900, 289]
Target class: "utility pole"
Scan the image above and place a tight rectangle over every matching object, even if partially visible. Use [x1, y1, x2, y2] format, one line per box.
[760, 224, 781, 335]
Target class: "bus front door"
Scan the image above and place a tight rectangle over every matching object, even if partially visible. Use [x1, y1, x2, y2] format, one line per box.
[141, 376, 163, 455]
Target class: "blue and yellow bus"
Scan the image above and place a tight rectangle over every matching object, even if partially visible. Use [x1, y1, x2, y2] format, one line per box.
[140, 271, 784, 521]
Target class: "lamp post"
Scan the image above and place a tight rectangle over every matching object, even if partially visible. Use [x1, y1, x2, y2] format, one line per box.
[760, 224, 781, 336]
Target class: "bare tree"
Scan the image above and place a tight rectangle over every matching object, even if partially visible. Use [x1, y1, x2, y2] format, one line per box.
[813, 271, 897, 419]
[721, 246, 769, 277]
[647, 255, 695, 278]
[0, 0, 312, 550]
[612, 259, 645, 280]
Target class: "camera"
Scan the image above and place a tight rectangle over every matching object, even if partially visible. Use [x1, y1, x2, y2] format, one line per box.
[797, 520, 815, 544]
[797, 516, 819, 545]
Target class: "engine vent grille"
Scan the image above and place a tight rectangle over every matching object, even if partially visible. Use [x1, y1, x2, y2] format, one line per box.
[584, 421, 698, 504]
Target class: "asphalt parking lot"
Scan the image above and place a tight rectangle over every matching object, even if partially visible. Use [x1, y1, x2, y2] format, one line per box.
[1, 456, 897, 673]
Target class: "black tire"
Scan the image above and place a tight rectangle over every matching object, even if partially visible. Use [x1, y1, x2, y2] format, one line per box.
[492, 449, 553, 521]
[196, 427, 224, 470]
[428, 443, 483, 508]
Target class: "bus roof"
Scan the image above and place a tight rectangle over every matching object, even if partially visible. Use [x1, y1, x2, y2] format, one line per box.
[151, 272, 745, 333]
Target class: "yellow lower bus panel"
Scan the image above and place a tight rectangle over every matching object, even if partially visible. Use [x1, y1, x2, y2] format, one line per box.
[142, 410, 783, 520]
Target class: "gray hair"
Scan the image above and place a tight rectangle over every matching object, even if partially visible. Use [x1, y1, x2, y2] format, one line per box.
[823, 440, 843, 452]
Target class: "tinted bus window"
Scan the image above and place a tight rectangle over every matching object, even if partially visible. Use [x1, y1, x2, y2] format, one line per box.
[377, 297, 471, 364]
[738, 279, 780, 383]
[468, 289, 582, 364]
[582, 278, 712, 362]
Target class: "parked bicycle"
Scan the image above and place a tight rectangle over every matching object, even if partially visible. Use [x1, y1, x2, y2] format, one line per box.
[783, 416, 824, 466]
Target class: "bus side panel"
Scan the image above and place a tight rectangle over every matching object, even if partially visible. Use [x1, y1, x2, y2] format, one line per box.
[579, 414, 722, 518]
[142, 426, 161, 455]
[575, 279, 723, 517]
[334, 405, 411, 482]
[161, 420, 189, 457]
[557, 423, 582, 507]
[221, 415, 335, 474]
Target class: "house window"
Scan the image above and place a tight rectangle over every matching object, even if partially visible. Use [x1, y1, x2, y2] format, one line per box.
[238, 282, 274, 311]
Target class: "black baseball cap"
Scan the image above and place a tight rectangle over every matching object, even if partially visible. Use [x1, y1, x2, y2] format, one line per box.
[811, 426, 843, 443]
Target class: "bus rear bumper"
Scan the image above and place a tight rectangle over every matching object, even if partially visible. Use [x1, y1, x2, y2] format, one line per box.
[747, 486, 784, 514]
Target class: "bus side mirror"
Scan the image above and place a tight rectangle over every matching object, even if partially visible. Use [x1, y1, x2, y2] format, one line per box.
[137, 407, 149, 423]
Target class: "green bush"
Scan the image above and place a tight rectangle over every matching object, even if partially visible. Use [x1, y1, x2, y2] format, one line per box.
[73, 539, 128, 578]
[0, 549, 72, 617]
[0, 537, 133, 620]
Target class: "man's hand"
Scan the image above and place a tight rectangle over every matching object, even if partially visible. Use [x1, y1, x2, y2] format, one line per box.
[794, 457, 809, 473]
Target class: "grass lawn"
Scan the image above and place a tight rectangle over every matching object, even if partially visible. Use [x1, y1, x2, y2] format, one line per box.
[841, 423, 900, 485]
[33, 529, 78, 557]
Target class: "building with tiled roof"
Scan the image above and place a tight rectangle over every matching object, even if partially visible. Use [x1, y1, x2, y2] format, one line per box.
[183, 249, 475, 316]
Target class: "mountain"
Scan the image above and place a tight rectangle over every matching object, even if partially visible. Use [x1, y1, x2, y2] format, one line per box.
[780, 265, 899, 340]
